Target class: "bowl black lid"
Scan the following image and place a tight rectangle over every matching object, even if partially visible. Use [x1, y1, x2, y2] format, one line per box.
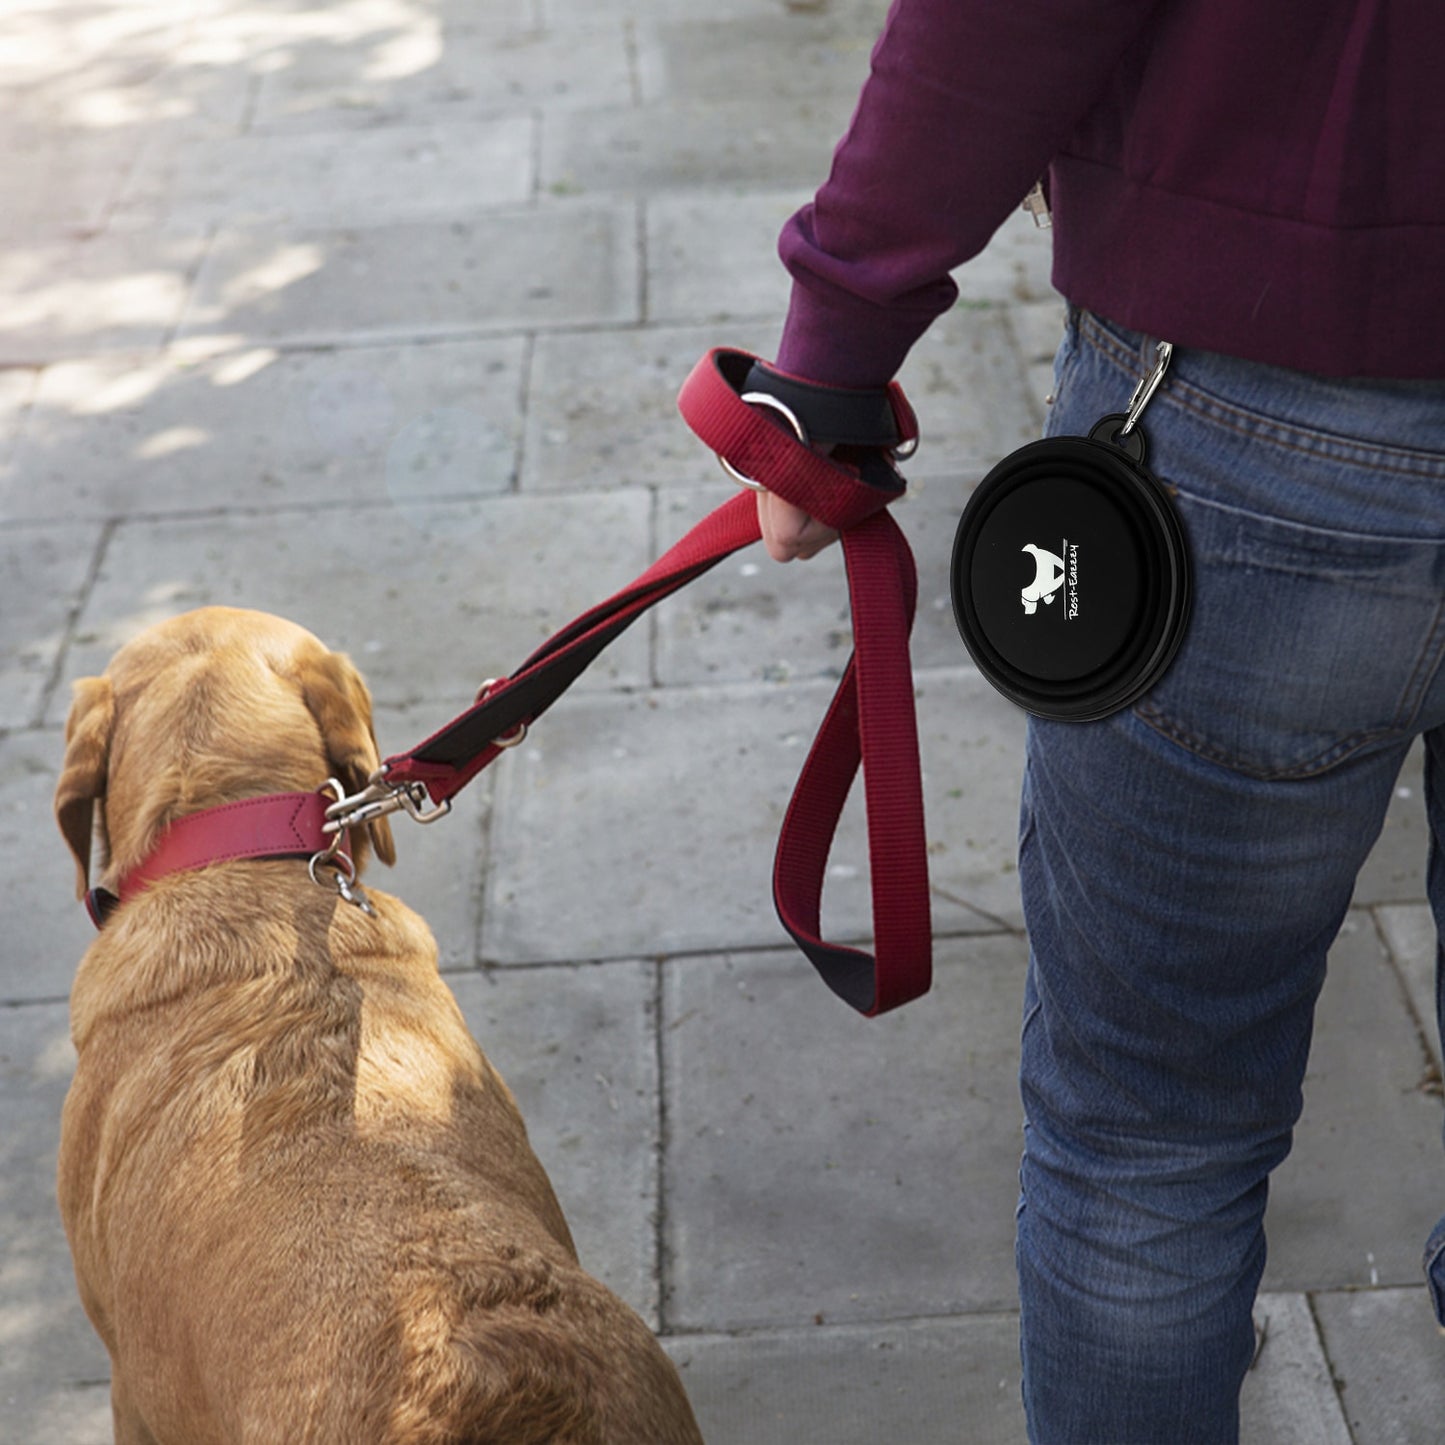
[950, 417, 1191, 721]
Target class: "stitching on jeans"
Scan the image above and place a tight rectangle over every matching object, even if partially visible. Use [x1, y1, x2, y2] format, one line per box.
[1078, 313, 1445, 480]
[1134, 592, 1445, 780]
[1395, 593, 1445, 732]
[1167, 385, 1445, 480]
[1132, 700, 1395, 781]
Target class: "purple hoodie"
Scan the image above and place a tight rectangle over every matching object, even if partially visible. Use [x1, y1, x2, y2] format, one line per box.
[777, 0, 1445, 385]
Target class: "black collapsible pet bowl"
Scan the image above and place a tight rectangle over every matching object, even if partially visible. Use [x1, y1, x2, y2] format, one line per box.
[950, 414, 1191, 721]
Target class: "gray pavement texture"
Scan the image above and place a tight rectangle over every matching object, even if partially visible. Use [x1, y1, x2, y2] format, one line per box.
[3, 1, 1443, 1441]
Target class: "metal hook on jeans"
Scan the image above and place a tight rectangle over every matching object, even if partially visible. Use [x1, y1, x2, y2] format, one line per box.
[1120, 341, 1174, 436]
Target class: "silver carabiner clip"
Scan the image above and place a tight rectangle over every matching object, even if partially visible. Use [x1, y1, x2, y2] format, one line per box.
[1120, 341, 1173, 437]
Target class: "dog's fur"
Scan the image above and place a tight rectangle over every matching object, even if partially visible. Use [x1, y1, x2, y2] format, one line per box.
[55, 607, 703, 1445]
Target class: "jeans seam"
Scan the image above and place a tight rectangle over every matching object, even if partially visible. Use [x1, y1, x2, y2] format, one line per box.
[1132, 699, 1398, 781]
[1136, 584, 1445, 779]
[1078, 310, 1445, 480]
[1396, 593, 1445, 729]
[1166, 380, 1445, 480]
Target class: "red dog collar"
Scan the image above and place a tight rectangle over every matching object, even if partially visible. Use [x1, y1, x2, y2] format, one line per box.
[85, 790, 351, 929]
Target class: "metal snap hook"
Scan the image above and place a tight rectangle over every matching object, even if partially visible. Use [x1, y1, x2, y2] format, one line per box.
[1120, 341, 1173, 436]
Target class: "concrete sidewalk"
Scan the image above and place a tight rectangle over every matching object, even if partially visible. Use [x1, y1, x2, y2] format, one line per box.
[3, 1, 1443, 1440]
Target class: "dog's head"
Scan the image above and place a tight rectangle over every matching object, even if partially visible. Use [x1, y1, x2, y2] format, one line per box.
[55, 607, 396, 899]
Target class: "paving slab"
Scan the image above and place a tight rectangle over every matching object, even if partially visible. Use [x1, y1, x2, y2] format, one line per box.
[2, 1380, 112, 1445]
[480, 669, 1026, 965]
[665, 1292, 1357, 1445]
[522, 320, 776, 494]
[645, 189, 808, 326]
[0, 230, 205, 364]
[651, 482, 1004, 689]
[0, 125, 138, 243]
[0, 729, 96, 1003]
[0, 367, 38, 470]
[177, 203, 642, 348]
[371, 698, 491, 971]
[7, 337, 527, 522]
[521, 305, 1038, 499]
[251, 21, 634, 130]
[1240, 1293, 1353, 1445]
[1376, 902, 1441, 1071]
[0, 522, 106, 731]
[1312, 1286, 1445, 1445]
[1262, 914, 1445, 1292]
[542, 0, 812, 24]
[895, 302, 1050, 469]
[541, 93, 857, 198]
[1009, 298, 1069, 371]
[664, 1314, 1027, 1445]
[635, 13, 885, 106]
[449, 962, 662, 1325]
[0, 1002, 109, 1411]
[1, 1, 250, 136]
[646, 194, 1054, 326]
[115, 116, 537, 231]
[138, 0, 539, 120]
[58, 489, 655, 717]
[662, 938, 1028, 1331]
[953, 219, 1057, 307]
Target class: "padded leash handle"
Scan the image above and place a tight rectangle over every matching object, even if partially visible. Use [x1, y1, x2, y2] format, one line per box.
[380, 349, 933, 1016]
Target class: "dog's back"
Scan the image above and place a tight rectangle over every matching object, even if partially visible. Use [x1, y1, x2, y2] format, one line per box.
[55, 610, 702, 1445]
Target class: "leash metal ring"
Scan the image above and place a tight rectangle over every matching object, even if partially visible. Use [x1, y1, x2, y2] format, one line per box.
[308, 847, 357, 890]
[476, 678, 528, 748]
[717, 392, 809, 493]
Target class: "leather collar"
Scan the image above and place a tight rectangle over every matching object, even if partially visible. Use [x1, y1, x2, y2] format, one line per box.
[85, 790, 349, 929]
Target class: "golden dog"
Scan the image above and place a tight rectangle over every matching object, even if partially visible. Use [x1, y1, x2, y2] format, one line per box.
[54, 607, 703, 1445]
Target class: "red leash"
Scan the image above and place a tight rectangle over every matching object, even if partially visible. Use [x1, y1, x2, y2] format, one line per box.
[92, 351, 934, 1017]
[366, 349, 933, 1016]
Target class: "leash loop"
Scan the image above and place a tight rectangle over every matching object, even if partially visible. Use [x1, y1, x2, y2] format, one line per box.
[335, 348, 935, 1015]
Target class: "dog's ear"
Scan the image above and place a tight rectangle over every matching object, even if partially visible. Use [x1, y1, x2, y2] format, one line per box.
[55, 676, 115, 898]
[297, 648, 396, 867]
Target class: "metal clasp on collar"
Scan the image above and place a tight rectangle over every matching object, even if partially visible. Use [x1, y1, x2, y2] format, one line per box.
[1121, 341, 1174, 436]
[312, 777, 376, 914]
[321, 766, 453, 838]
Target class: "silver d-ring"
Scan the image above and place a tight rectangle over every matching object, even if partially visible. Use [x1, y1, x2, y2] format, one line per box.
[476, 678, 528, 748]
[717, 392, 809, 493]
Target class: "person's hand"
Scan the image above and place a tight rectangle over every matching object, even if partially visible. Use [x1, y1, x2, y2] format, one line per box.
[756, 491, 839, 562]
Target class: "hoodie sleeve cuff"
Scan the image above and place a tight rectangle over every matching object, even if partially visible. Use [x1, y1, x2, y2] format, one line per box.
[774, 213, 960, 389]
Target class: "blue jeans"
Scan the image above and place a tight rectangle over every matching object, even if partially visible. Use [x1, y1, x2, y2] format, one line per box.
[1016, 309, 1445, 1444]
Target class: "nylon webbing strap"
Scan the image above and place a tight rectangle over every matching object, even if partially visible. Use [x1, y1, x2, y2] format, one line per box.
[382, 349, 933, 1015]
